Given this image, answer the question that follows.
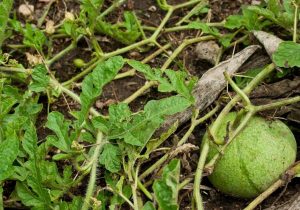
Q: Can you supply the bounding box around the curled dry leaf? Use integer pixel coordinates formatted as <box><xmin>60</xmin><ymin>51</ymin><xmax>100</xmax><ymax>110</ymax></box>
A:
<box><xmin>158</xmin><ymin>45</ymin><xmax>260</xmax><ymax>135</ymax></box>
<box><xmin>252</xmin><ymin>30</ymin><xmax>283</xmax><ymax>57</ymax></box>
<box><xmin>170</xmin><ymin>143</ymin><xmax>199</xmax><ymax>158</ymax></box>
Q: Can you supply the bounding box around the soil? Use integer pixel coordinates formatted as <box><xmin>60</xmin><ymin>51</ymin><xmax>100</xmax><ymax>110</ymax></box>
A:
<box><xmin>7</xmin><ymin>0</ymin><xmax>300</xmax><ymax>209</ymax></box>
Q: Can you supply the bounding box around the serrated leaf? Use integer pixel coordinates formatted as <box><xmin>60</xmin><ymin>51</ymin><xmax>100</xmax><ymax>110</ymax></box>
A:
<box><xmin>81</xmin><ymin>0</ymin><xmax>103</xmax><ymax>18</ymax></box>
<box><xmin>78</xmin><ymin>56</ymin><xmax>124</xmax><ymax>125</ymax></box>
<box><xmin>22</xmin><ymin>125</ymin><xmax>52</xmax><ymax>208</ymax></box>
<box><xmin>128</xmin><ymin>60</ymin><xmax>196</xmax><ymax>102</ymax></box>
<box><xmin>0</xmin><ymin>0</ymin><xmax>13</xmax><ymax>49</ymax></box>
<box><xmin>46</xmin><ymin>111</ymin><xmax>73</xmax><ymax>152</ymax></box>
<box><xmin>187</xmin><ymin>21</ymin><xmax>220</xmax><ymax>37</ymax></box>
<box><xmin>225</xmin><ymin>7</ymin><xmax>264</xmax><ymax>30</ymax></box>
<box><xmin>273</xmin><ymin>41</ymin><xmax>300</xmax><ymax>68</ymax></box>
<box><xmin>29</xmin><ymin>65</ymin><xmax>50</xmax><ymax>92</ymax></box>
<box><xmin>99</xmin><ymin>143</ymin><xmax>122</xmax><ymax>173</ymax></box>
<box><xmin>16</xmin><ymin>182</ymin><xmax>45</xmax><ymax>207</ymax></box>
<box><xmin>0</xmin><ymin>131</ymin><xmax>19</xmax><ymax>181</ymax></box>
<box><xmin>23</xmin><ymin>123</ymin><xmax>38</xmax><ymax>159</ymax></box>
<box><xmin>142</xmin><ymin>202</ymin><xmax>156</xmax><ymax>210</ymax></box>
<box><xmin>153</xmin><ymin>159</ymin><xmax>180</xmax><ymax>210</ymax></box>
<box><xmin>23</xmin><ymin>24</ymin><xmax>47</xmax><ymax>52</ymax></box>
<box><xmin>109</xmin><ymin>96</ymin><xmax>191</xmax><ymax>146</ymax></box>
<box><xmin>164</xmin><ymin>70</ymin><xmax>195</xmax><ymax>103</ymax></box>
<box><xmin>95</xmin><ymin>12</ymin><xmax>141</xmax><ymax>45</ymax></box>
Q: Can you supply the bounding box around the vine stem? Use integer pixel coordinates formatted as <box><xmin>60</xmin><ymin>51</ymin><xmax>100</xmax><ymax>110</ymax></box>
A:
<box><xmin>193</xmin><ymin>139</ymin><xmax>209</xmax><ymax>210</ymax></box>
<box><xmin>114</xmin><ymin>43</ymin><xmax>172</xmax><ymax>80</ymax></box>
<box><xmin>123</xmin><ymin>81</ymin><xmax>158</xmax><ymax>104</ymax></box>
<box><xmin>81</xmin><ymin>131</ymin><xmax>105</xmax><ymax>210</ymax></box>
<box><xmin>142</xmin><ymin>21</ymin><xmax>225</xmax><ymax>33</ymax></box>
<box><xmin>209</xmin><ymin>63</ymin><xmax>275</xmax><ymax>145</ymax></box>
<box><xmin>293</xmin><ymin>0</ymin><xmax>298</xmax><ymax>42</ymax></box>
<box><xmin>46</xmin><ymin>38</ymin><xmax>80</xmax><ymax>66</ymax></box>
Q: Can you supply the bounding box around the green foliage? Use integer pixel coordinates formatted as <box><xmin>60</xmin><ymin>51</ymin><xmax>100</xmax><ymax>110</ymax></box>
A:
<box><xmin>81</xmin><ymin>0</ymin><xmax>104</xmax><ymax>22</ymax></box>
<box><xmin>78</xmin><ymin>56</ymin><xmax>124</xmax><ymax>125</ymax></box>
<box><xmin>95</xmin><ymin>11</ymin><xmax>141</xmax><ymax>45</ymax></box>
<box><xmin>0</xmin><ymin>0</ymin><xmax>13</xmax><ymax>50</ymax></box>
<box><xmin>128</xmin><ymin>60</ymin><xmax>196</xmax><ymax>103</ymax></box>
<box><xmin>153</xmin><ymin>159</ymin><xmax>180</xmax><ymax>210</ymax></box>
<box><xmin>23</xmin><ymin>24</ymin><xmax>47</xmax><ymax>52</ymax></box>
<box><xmin>0</xmin><ymin>130</ymin><xmax>19</xmax><ymax>181</ymax></box>
<box><xmin>187</xmin><ymin>21</ymin><xmax>220</xmax><ymax>37</ymax></box>
<box><xmin>105</xmin><ymin>96</ymin><xmax>191</xmax><ymax>146</ymax></box>
<box><xmin>99</xmin><ymin>143</ymin><xmax>122</xmax><ymax>173</ymax></box>
<box><xmin>46</xmin><ymin>112</ymin><xmax>74</xmax><ymax>153</ymax></box>
<box><xmin>273</xmin><ymin>41</ymin><xmax>300</xmax><ymax>68</ymax></box>
<box><xmin>29</xmin><ymin>65</ymin><xmax>50</xmax><ymax>92</ymax></box>
<box><xmin>225</xmin><ymin>0</ymin><xmax>299</xmax><ymax>32</ymax></box>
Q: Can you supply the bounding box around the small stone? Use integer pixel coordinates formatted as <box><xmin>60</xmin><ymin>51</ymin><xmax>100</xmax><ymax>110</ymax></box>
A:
<box><xmin>195</xmin><ymin>41</ymin><xmax>220</xmax><ymax>65</ymax></box>
<box><xmin>148</xmin><ymin>5</ymin><xmax>157</xmax><ymax>12</ymax></box>
<box><xmin>18</xmin><ymin>4</ymin><xmax>34</xmax><ymax>17</ymax></box>
<box><xmin>25</xmin><ymin>53</ymin><xmax>43</xmax><ymax>66</ymax></box>
<box><xmin>45</xmin><ymin>20</ymin><xmax>55</xmax><ymax>34</ymax></box>
<box><xmin>64</xmin><ymin>12</ymin><xmax>75</xmax><ymax>21</ymax></box>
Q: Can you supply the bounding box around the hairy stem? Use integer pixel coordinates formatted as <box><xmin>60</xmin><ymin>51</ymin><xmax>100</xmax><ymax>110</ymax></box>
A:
<box><xmin>82</xmin><ymin>132</ymin><xmax>105</xmax><ymax>210</ymax></box>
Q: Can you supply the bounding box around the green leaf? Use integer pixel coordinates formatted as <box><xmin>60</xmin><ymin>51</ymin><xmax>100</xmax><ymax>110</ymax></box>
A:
<box><xmin>0</xmin><ymin>131</ymin><xmax>19</xmax><ymax>181</ymax></box>
<box><xmin>273</xmin><ymin>41</ymin><xmax>300</xmax><ymax>68</ymax></box>
<box><xmin>164</xmin><ymin>69</ymin><xmax>196</xmax><ymax>103</ymax></box>
<box><xmin>81</xmin><ymin>0</ymin><xmax>103</xmax><ymax>19</ymax></box>
<box><xmin>153</xmin><ymin>159</ymin><xmax>180</xmax><ymax>210</ymax></box>
<box><xmin>225</xmin><ymin>7</ymin><xmax>265</xmax><ymax>30</ymax></box>
<box><xmin>78</xmin><ymin>56</ymin><xmax>124</xmax><ymax>125</ymax></box>
<box><xmin>187</xmin><ymin>22</ymin><xmax>220</xmax><ymax>37</ymax></box>
<box><xmin>16</xmin><ymin>182</ymin><xmax>45</xmax><ymax>207</ymax></box>
<box><xmin>46</xmin><ymin>112</ymin><xmax>73</xmax><ymax>152</ymax></box>
<box><xmin>95</xmin><ymin>12</ymin><xmax>141</xmax><ymax>45</ymax></box>
<box><xmin>142</xmin><ymin>202</ymin><xmax>156</xmax><ymax>210</ymax></box>
<box><xmin>29</xmin><ymin>65</ymin><xmax>50</xmax><ymax>92</ymax></box>
<box><xmin>0</xmin><ymin>0</ymin><xmax>13</xmax><ymax>49</ymax></box>
<box><xmin>23</xmin><ymin>123</ymin><xmax>38</xmax><ymax>159</ymax></box>
<box><xmin>128</xmin><ymin>60</ymin><xmax>196</xmax><ymax>102</ymax></box>
<box><xmin>21</xmin><ymin>125</ymin><xmax>52</xmax><ymax>207</ymax></box>
<box><xmin>109</xmin><ymin>96</ymin><xmax>191</xmax><ymax>146</ymax></box>
<box><xmin>99</xmin><ymin>143</ymin><xmax>122</xmax><ymax>173</ymax></box>
<box><xmin>23</xmin><ymin>24</ymin><xmax>47</xmax><ymax>52</ymax></box>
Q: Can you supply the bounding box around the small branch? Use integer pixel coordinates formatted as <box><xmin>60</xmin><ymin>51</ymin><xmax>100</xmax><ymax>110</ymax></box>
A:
<box><xmin>46</xmin><ymin>41</ymin><xmax>77</xmax><ymax>66</ymax></box>
<box><xmin>176</xmin><ymin>0</ymin><xmax>208</xmax><ymax>25</ymax></box>
<box><xmin>255</xmin><ymin>96</ymin><xmax>300</xmax><ymax>112</ymax></box>
<box><xmin>99</xmin><ymin>0</ymin><xmax>127</xmax><ymax>19</ymax></box>
<box><xmin>224</xmin><ymin>72</ymin><xmax>251</xmax><ymax>106</ymax></box>
<box><xmin>37</xmin><ymin>0</ymin><xmax>56</xmax><ymax>27</ymax></box>
<box><xmin>244</xmin><ymin>180</ymin><xmax>285</xmax><ymax>210</ymax></box>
